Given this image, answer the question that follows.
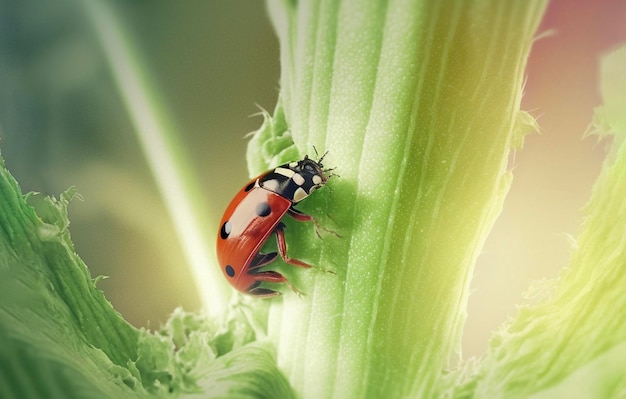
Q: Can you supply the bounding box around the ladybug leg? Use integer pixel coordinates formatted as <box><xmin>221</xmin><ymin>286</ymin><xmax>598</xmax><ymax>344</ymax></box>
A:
<box><xmin>248</xmin><ymin>252</ymin><xmax>278</xmax><ymax>270</ymax></box>
<box><xmin>274</xmin><ymin>222</ymin><xmax>312</xmax><ymax>268</ymax></box>
<box><xmin>247</xmin><ymin>271</ymin><xmax>304</xmax><ymax>297</ymax></box>
<box><xmin>279</xmin><ymin>218</ymin><xmax>337</xmax><ymax>276</ymax></box>
<box><xmin>287</xmin><ymin>207</ymin><xmax>341</xmax><ymax>238</ymax></box>
<box><xmin>286</xmin><ymin>207</ymin><xmax>324</xmax><ymax>238</ymax></box>
<box><xmin>275</xmin><ymin>224</ymin><xmax>337</xmax><ymax>275</ymax></box>
<box><xmin>247</xmin><ymin>283</ymin><xmax>281</xmax><ymax>298</ymax></box>
<box><xmin>246</xmin><ymin>250</ymin><xmax>305</xmax><ymax>296</ymax></box>
<box><xmin>286</xmin><ymin>206</ymin><xmax>315</xmax><ymax>223</ymax></box>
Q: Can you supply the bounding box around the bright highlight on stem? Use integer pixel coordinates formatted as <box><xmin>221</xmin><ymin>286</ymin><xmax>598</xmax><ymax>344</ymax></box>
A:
<box><xmin>81</xmin><ymin>1</ymin><xmax>230</xmax><ymax>312</ymax></box>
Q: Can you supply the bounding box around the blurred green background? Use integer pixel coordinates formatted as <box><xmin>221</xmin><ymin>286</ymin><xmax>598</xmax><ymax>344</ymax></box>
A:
<box><xmin>1</xmin><ymin>0</ymin><xmax>625</xmax><ymax>357</ymax></box>
<box><xmin>0</xmin><ymin>0</ymin><xmax>279</xmax><ymax>328</ymax></box>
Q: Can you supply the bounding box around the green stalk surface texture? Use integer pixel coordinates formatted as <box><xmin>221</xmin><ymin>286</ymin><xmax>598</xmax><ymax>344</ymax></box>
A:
<box><xmin>244</xmin><ymin>1</ymin><xmax>547</xmax><ymax>398</ymax></box>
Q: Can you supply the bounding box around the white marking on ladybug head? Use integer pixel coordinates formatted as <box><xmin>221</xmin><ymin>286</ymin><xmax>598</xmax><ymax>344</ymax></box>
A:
<box><xmin>275</xmin><ymin>167</ymin><xmax>295</xmax><ymax>178</ymax></box>
<box><xmin>262</xmin><ymin>179</ymin><xmax>280</xmax><ymax>192</ymax></box>
<box><xmin>293</xmin><ymin>187</ymin><xmax>308</xmax><ymax>202</ymax></box>
<box><xmin>312</xmin><ymin>175</ymin><xmax>322</xmax><ymax>185</ymax></box>
<box><xmin>292</xmin><ymin>173</ymin><xmax>305</xmax><ymax>186</ymax></box>
<box><xmin>289</xmin><ymin>162</ymin><xmax>298</xmax><ymax>168</ymax></box>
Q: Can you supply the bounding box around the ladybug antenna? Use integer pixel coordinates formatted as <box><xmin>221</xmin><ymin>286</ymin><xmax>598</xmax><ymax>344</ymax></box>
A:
<box><xmin>324</xmin><ymin>168</ymin><xmax>339</xmax><ymax>179</ymax></box>
<box><xmin>317</xmin><ymin>149</ymin><xmax>329</xmax><ymax>165</ymax></box>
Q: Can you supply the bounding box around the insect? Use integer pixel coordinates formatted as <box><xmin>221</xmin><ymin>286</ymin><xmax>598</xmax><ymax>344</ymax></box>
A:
<box><xmin>216</xmin><ymin>151</ymin><xmax>333</xmax><ymax>297</ymax></box>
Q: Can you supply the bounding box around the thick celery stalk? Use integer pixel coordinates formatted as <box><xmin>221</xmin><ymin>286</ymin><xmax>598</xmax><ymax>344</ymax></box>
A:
<box><xmin>246</xmin><ymin>1</ymin><xmax>547</xmax><ymax>398</ymax></box>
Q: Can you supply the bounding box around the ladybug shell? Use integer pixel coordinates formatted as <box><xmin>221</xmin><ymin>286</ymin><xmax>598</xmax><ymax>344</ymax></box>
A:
<box><xmin>217</xmin><ymin>177</ymin><xmax>292</xmax><ymax>293</ymax></box>
<box><xmin>217</xmin><ymin>155</ymin><xmax>329</xmax><ymax>296</ymax></box>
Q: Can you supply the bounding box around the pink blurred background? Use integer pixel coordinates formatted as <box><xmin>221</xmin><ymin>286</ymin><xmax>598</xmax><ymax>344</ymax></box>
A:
<box><xmin>467</xmin><ymin>0</ymin><xmax>626</xmax><ymax>356</ymax></box>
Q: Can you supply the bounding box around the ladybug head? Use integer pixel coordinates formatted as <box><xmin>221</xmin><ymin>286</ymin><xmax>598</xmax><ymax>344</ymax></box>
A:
<box><xmin>288</xmin><ymin>155</ymin><xmax>328</xmax><ymax>201</ymax></box>
<box><xmin>259</xmin><ymin>152</ymin><xmax>334</xmax><ymax>203</ymax></box>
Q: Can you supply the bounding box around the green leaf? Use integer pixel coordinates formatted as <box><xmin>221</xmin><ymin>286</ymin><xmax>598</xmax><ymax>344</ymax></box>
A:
<box><xmin>449</xmin><ymin>45</ymin><xmax>626</xmax><ymax>399</ymax></box>
<box><xmin>0</xmin><ymin>151</ymin><xmax>295</xmax><ymax>398</ymax></box>
<box><xmin>185</xmin><ymin>342</ymin><xmax>296</xmax><ymax>399</ymax></box>
<box><xmin>0</xmin><ymin>154</ymin><xmax>147</xmax><ymax>398</ymax></box>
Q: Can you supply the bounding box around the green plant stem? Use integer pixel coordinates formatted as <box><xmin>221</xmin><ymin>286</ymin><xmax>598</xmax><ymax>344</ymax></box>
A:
<box><xmin>253</xmin><ymin>1</ymin><xmax>547</xmax><ymax>398</ymax></box>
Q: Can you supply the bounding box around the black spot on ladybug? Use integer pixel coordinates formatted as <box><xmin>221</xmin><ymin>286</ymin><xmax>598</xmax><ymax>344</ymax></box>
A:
<box><xmin>244</xmin><ymin>181</ymin><xmax>255</xmax><ymax>192</ymax></box>
<box><xmin>225</xmin><ymin>265</ymin><xmax>235</xmax><ymax>277</ymax></box>
<box><xmin>256</xmin><ymin>202</ymin><xmax>271</xmax><ymax>217</ymax></box>
<box><xmin>220</xmin><ymin>221</ymin><xmax>232</xmax><ymax>239</ymax></box>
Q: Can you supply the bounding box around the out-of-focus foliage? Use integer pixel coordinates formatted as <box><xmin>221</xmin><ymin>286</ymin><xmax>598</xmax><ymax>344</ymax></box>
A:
<box><xmin>0</xmin><ymin>152</ymin><xmax>293</xmax><ymax>398</ymax></box>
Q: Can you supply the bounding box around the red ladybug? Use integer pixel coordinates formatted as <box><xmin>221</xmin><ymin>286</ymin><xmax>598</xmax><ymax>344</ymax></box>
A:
<box><xmin>216</xmin><ymin>152</ymin><xmax>333</xmax><ymax>297</ymax></box>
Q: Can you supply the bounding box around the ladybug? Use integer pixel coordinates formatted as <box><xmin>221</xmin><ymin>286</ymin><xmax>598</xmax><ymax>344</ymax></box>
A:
<box><xmin>216</xmin><ymin>151</ymin><xmax>333</xmax><ymax>297</ymax></box>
